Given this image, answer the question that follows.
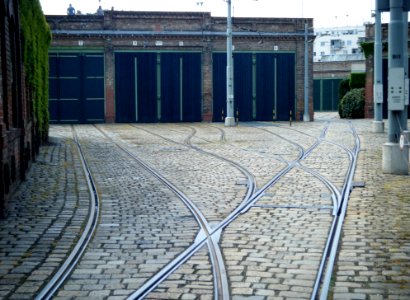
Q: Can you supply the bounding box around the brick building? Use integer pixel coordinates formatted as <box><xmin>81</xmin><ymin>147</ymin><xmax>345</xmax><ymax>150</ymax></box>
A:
<box><xmin>1</xmin><ymin>0</ymin><xmax>37</xmax><ymax>216</ymax></box>
<box><xmin>46</xmin><ymin>10</ymin><xmax>314</xmax><ymax>123</ymax></box>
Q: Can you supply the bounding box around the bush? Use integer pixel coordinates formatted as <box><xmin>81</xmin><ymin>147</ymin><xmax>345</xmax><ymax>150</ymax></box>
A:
<box><xmin>339</xmin><ymin>88</ymin><xmax>365</xmax><ymax>119</ymax></box>
<box><xmin>338</xmin><ymin>78</ymin><xmax>351</xmax><ymax>116</ymax></box>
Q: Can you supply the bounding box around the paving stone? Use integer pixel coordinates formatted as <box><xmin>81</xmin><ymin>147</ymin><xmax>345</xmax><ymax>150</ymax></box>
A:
<box><xmin>1</xmin><ymin>116</ymin><xmax>409</xmax><ymax>300</ymax></box>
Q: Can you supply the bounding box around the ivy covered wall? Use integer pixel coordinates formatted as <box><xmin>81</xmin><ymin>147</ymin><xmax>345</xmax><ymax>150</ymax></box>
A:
<box><xmin>19</xmin><ymin>0</ymin><xmax>51</xmax><ymax>141</ymax></box>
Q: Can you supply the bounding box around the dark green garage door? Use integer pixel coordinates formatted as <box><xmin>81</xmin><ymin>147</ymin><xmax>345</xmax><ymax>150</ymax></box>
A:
<box><xmin>115</xmin><ymin>52</ymin><xmax>202</xmax><ymax>123</ymax></box>
<box><xmin>115</xmin><ymin>52</ymin><xmax>157</xmax><ymax>123</ymax></box>
<box><xmin>213</xmin><ymin>52</ymin><xmax>295</xmax><ymax>122</ymax></box>
<box><xmin>49</xmin><ymin>53</ymin><xmax>105</xmax><ymax>124</ymax></box>
<box><xmin>314</xmin><ymin>78</ymin><xmax>342</xmax><ymax>112</ymax></box>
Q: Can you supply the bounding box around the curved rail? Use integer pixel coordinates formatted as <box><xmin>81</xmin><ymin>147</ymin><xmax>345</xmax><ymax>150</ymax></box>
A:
<box><xmin>34</xmin><ymin>121</ymin><xmax>360</xmax><ymax>300</ymax></box>
<box><xmin>187</xmin><ymin>121</ymin><xmax>360</xmax><ymax>300</ymax></box>
<box><xmin>314</xmin><ymin>122</ymin><xmax>361</xmax><ymax>299</ymax></box>
<box><xmin>133</xmin><ymin>125</ymin><xmax>257</xmax><ymax>203</ymax></box>
<box><xmin>247</xmin><ymin>122</ymin><xmax>360</xmax><ymax>299</ymax></box>
<box><xmin>93</xmin><ymin>126</ymin><xmax>230</xmax><ymax>300</ymax></box>
<box><xmin>35</xmin><ymin>126</ymin><xmax>100</xmax><ymax>300</ymax></box>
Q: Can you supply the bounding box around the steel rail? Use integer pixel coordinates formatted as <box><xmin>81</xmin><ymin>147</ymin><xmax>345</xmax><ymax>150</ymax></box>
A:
<box><xmin>136</xmin><ymin>121</ymin><xmax>360</xmax><ymax>300</ymax></box>
<box><xmin>255</xmin><ymin>127</ymin><xmax>306</xmax><ymax>160</ymax></box>
<box><xmin>311</xmin><ymin>122</ymin><xmax>361</xmax><ymax>299</ymax></box>
<box><xmin>258</xmin><ymin>121</ymin><xmax>360</xmax><ymax>299</ymax></box>
<box><xmin>208</xmin><ymin>125</ymin><xmax>226</xmax><ymax>143</ymax></box>
<box><xmin>182</xmin><ymin>125</ymin><xmax>256</xmax><ymax>200</ymax></box>
<box><xmin>125</xmin><ymin>121</ymin><xmax>340</xmax><ymax>299</ymax></box>
<box><xmin>133</xmin><ymin>125</ymin><xmax>257</xmax><ymax>202</ymax></box>
<box><xmin>35</xmin><ymin>126</ymin><xmax>100</xmax><ymax>300</ymax></box>
<box><xmin>247</xmin><ymin>122</ymin><xmax>361</xmax><ymax>299</ymax></box>
<box><xmin>93</xmin><ymin>125</ymin><xmax>229</xmax><ymax>300</ymax></box>
<box><xmin>213</xmin><ymin>123</ymin><xmax>331</xmax><ymax>233</ymax></box>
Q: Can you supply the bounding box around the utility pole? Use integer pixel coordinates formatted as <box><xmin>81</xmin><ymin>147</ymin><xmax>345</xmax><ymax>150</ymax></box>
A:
<box><xmin>373</xmin><ymin>0</ymin><xmax>384</xmax><ymax>132</ymax></box>
<box><xmin>225</xmin><ymin>0</ymin><xmax>235</xmax><ymax>126</ymax></box>
<box><xmin>303</xmin><ymin>23</ymin><xmax>310</xmax><ymax>122</ymax></box>
<box><xmin>382</xmin><ymin>0</ymin><xmax>409</xmax><ymax>175</ymax></box>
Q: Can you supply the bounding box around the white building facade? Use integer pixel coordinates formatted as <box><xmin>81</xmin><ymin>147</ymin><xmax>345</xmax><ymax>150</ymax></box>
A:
<box><xmin>314</xmin><ymin>26</ymin><xmax>366</xmax><ymax>62</ymax></box>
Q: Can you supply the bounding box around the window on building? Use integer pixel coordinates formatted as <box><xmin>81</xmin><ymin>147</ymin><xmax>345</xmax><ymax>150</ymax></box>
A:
<box><xmin>331</xmin><ymin>39</ymin><xmax>342</xmax><ymax>49</ymax></box>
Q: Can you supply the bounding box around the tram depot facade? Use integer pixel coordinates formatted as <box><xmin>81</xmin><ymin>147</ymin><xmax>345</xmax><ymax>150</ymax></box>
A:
<box><xmin>46</xmin><ymin>11</ymin><xmax>314</xmax><ymax>124</ymax></box>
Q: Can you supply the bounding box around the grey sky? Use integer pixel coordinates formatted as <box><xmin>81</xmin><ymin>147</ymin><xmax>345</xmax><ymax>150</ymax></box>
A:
<box><xmin>39</xmin><ymin>0</ymin><xmax>383</xmax><ymax>28</ymax></box>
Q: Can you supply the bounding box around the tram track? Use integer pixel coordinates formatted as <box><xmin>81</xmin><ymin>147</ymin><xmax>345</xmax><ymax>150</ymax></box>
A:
<box><xmin>231</xmin><ymin>122</ymin><xmax>360</xmax><ymax>299</ymax></box>
<box><xmin>131</xmin><ymin>124</ymin><xmax>257</xmax><ymax>204</ymax></box>
<box><xmin>35</xmin><ymin>126</ymin><xmax>100</xmax><ymax>300</ymax></box>
<box><xmin>176</xmin><ymin>122</ymin><xmax>356</xmax><ymax>299</ymax></box>
<box><xmin>258</xmin><ymin>122</ymin><xmax>360</xmax><ymax>299</ymax></box>
<box><xmin>34</xmin><ymin>121</ymin><xmax>360</xmax><ymax>300</ymax></box>
<box><xmin>93</xmin><ymin>125</ymin><xmax>231</xmax><ymax>300</ymax></box>
<box><xmin>314</xmin><ymin>122</ymin><xmax>361</xmax><ymax>300</ymax></box>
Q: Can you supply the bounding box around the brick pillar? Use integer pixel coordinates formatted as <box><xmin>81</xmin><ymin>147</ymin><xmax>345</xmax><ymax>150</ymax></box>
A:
<box><xmin>365</xmin><ymin>55</ymin><xmax>375</xmax><ymax>119</ymax></box>
<box><xmin>104</xmin><ymin>43</ymin><xmax>115</xmax><ymax>123</ymax></box>
<box><xmin>202</xmin><ymin>46</ymin><xmax>213</xmax><ymax>122</ymax></box>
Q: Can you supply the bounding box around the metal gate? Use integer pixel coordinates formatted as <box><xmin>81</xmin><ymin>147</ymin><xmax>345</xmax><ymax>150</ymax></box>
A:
<box><xmin>212</xmin><ymin>52</ymin><xmax>295</xmax><ymax>122</ymax></box>
<box><xmin>115</xmin><ymin>52</ymin><xmax>202</xmax><ymax>123</ymax></box>
<box><xmin>49</xmin><ymin>53</ymin><xmax>105</xmax><ymax>124</ymax></box>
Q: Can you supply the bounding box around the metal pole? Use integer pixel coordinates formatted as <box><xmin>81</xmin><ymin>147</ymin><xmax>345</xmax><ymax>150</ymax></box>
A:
<box><xmin>383</xmin><ymin>0</ymin><xmax>409</xmax><ymax>175</ymax></box>
<box><xmin>387</xmin><ymin>0</ymin><xmax>404</xmax><ymax>143</ymax></box>
<box><xmin>303</xmin><ymin>23</ymin><xmax>310</xmax><ymax>121</ymax></box>
<box><xmin>373</xmin><ymin>1</ymin><xmax>384</xmax><ymax>132</ymax></box>
<box><xmin>402</xmin><ymin>10</ymin><xmax>409</xmax><ymax>130</ymax></box>
<box><xmin>225</xmin><ymin>0</ymin><xmax>235</xmax><ymax>126</ymax></box>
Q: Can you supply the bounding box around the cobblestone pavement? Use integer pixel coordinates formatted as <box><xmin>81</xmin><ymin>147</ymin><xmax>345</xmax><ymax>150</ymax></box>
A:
<box><xmin>331</xmin><ymin>119</ymin><xmax>410</xmax><ymax>300</ymax></box>
<box><xmin>0</xmin><ymin>115</ymin><xmax>408</xmax><ymax>300</ymax></box>
<box><xmin>0</xmin><ymin>127</ymin><xmax>90</xmax><ymax>299</ymax></box>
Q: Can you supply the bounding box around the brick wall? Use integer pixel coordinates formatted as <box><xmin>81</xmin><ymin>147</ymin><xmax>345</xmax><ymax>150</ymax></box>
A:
<box><xmin>47</xmin><ymin>11</ymin><xmax>315</xmax><ymax>122</ymax></box>
<box><xmin>1</xmin><ymin>0</ymin><xmax>36</xmax><ymax>217</ymax></box>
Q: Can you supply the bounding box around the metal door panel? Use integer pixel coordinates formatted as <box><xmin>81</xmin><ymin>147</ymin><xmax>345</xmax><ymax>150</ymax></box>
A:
<box><xmin>276</xmin><ymin>53</ymin><xmax>295</xmax><ymax>121</ymax></box>
<box><xmin>212</xmin><ymin>53</ymin><xmax>227</xmax><ymax>122</ymax></box>
<box><xmin>161</xmin><ymin>53</ymin><xmax>181</xmax><ymax>122</ymax></box>
<box><xmin>234</xmin><ymin>53</ymin><xmax>253</xmax><ymax>122</ymax></box>
<box><xmin>182</xmin><ymin>53</ymin><xmax>202</xmax><ymax>122</ymax></box>
<box><xmin>256</xmin><ymin>53</ymin><xmax>275</xmax><ymax>121</ymax></box>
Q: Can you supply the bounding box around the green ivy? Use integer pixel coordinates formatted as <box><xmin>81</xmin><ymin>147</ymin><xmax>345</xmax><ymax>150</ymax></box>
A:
<box><xmin>360</xmin><ymin>41</ymin><xmax>388</xmax><ymax>59</ymax></box>
<box><xmin>19</xmin><ymin>0</ymin><xmax>51</xmax><ymax>142</ymax></box>
<box><xmin>349</xmin><ymin>72</ymin><xmax>366</xmax><ymax>89</ymax></box>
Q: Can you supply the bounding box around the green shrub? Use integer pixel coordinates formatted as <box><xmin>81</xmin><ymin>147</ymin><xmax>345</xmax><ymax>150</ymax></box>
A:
<box><xmin>338</xmin><ymin>78</ymin><xmax>351</xmax><ymax>116</ymax></box>
<box><xmin>339</xmin><ymin>88</ymin><xmax>365</xmax><ymax>119</ymax></box>
<box><xmin>349</xmin><ymin>73</ymin><xmax>366</xmax><ymax>89</ymax></box>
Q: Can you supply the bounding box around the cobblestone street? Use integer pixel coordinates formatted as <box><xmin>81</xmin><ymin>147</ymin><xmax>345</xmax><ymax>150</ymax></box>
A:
<box><xmin>0</xmin><ymin>115</ymin><xmax>409</xmax><ymax>299</ymax></box>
